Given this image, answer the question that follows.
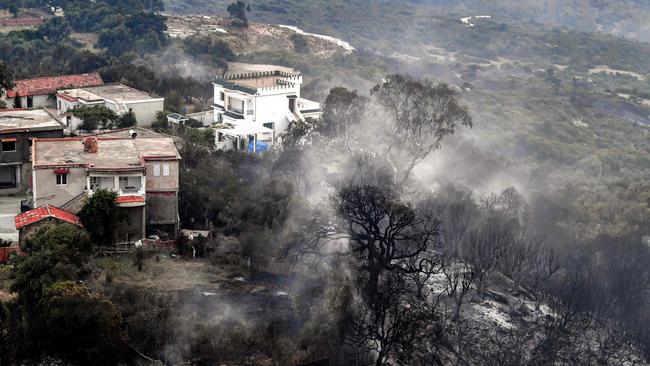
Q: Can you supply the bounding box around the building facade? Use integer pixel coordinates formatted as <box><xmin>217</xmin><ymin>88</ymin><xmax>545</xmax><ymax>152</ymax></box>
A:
<box><xmin>0</xmin><ymin>109</ymin><xmax>65</xmax><ymax>195</ymax></box>
<box><xmin>32</xmin><ymin>134</ymin><xmax>181</xmax><ymax>241</ymax></box>
<box><xmin>212</xmin><ymin>65</ymin><xmax>322</xmax><ymax>151</ymax></box>
<box><xmin>0</xmin><ymin>73</ymin><xmax>104</xmax><ymax>110</ymax></box>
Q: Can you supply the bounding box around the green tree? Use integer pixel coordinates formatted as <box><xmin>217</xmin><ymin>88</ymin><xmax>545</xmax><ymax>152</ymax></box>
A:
<box><xmin>117</xmin><ymin>110</ymin><xmax>137</xmax><ymax>128</ymax></box>
<box><xmin>227</xmin><ymin>0</ymin><xmax>251</xmax><ymax>27</ymax></box>
<box><xmin>151</xmin><ymin>110</ymin><xmax>170</xmax><ymax>131</ymax></box>
<box><xmin>8</xmin><ymin>3</ymin><xmax>17</xmax><ymax>18</ymax></box>
<box><xmin>290</xmin><ymin>33</ymin><xmax>309</xmax><ymax>53</ymax></box>
<box><xmin>38</xmin><ymin>17</ymin><xmax>72</xmax><ymax>44</ymax></box>
<box><xmin>371</xmin><ymin>74</ymin><xmax>472</xmax><ymax>185</ymax></box>
<box><xmin>71</xmin><ymin>105</ymin><xmax>118</xmax><ymax>131</ymax></box>
<box><xmin>78</xmin><ymin>189</ymin><xmax>122</xmax><ymax>246</ymax></box>
<box><xmin>0</xmin><ymin>62</ymin><xmax>15</xmax><ymax>105</ymax></box>
<box><xmin>164</xmin><ymin>89</ymin><xmax>184</xmax><ymax>112</ymax></box>
<box><xmin>41</xmin><ymin>281</ymin><xmax>127</xmax><ymax>365</ymax></box>
<box><xmin>11</xmin><ymin>224</ymin><xmax>91</xmax><ymax>307</ymax></box>
<box><xmin>320</xmin><ymin>87</ymin><xmax>366</xmax><ymax>143</ymax></box>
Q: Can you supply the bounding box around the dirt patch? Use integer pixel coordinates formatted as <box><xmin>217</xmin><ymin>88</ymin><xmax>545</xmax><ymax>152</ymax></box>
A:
<box><xmin>70</xmin><ymin>32</ymin><xmax>99</xmax><ymax>52</ymax></box>
<box><xmin>164</xmin><ymin>14</ymin><xmax>345</xmax><ymax>57</ymax></box>
<box><xmin>589</xmin><ymin>65</ymin><xmax>646</xmax><ymax>81</ymax></box>
<box><xmin>92</xmin><ymin>255</ymin><xmax>242</xmax><ymax>291</ymax></box>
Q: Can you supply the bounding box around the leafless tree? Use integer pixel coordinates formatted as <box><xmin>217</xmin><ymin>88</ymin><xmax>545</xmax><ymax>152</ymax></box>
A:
<box><xmin>332</xmin><ymin>184</ymin><xmax>441</xmax><ymax>299</ymax></box>
<box><xmin>346</xmin><ymin>270</ymin><xmax>441</xmax><ymax>366</ymax></box>
<box><xmin>441</xmin><ymin>257</ymin><xmax>475</xmax><ymax>320</ymax></box>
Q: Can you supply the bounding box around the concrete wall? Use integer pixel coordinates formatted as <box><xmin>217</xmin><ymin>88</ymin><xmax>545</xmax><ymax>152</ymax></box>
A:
<box><xmin>126</xmin><ymin>99</ymin><xmax>165</xmax><ymax>127</ymax></box>
<box><xmin>115</xmin><ymin>206</ymin><xmax>145</xmax><ymax>242</ymax></box>
<box><xmin>146</xmin><ymin>191</ymin><xmax>178</xmax><ymax>225</ymax></box>
<box><xmin>33</xmin><ymin>167</ymin><xmax>86</xmax><ymax>207</ymax></box>
<box><xmin>143</xmin><ymin>159</ymin><xmax>179</xmax><ymax>237</ymax></box>
<box><xmin>1</xmin><ymin>94</ymin><xmax>52</xmax><ymax>109</ymax></box>
<box><xmin>144</xmin><ymin>160</ymin><xmax>179</xmax><ymax>191</ymax></box>
<box><xmin>1</xmin><ymin>129</ymin><xmax>63</xmax><ymax>196</ymax></box>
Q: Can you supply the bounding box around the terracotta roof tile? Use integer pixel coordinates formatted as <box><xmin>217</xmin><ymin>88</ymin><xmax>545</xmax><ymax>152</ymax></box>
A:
<box><xmin>14</xmin><ymin>205</ymin><xmax>83</xmax><ymax>230</ymax></box>
<box><xmin>6</xmin><ymin>73</ymin><xmax>104</xmax><ymax>98</ymax></box>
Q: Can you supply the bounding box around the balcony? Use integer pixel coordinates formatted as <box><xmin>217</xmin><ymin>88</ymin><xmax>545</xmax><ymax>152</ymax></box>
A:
<box><xmin>87</xmin><ymin>175</ymin><xmax>146</xmax><ymax>206</ymax></box>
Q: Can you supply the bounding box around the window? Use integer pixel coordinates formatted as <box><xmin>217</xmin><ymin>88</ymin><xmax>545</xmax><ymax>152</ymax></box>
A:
<box><xmin>1</xmin><ymin>140</ymin><xmax>16</xmax><ymax>152</ymax></box>
<box><xmin>89</xmin><ymin>176</ymin><xmax>114</xmax><ymax>190</ymax></box>
<box><xmin>153</xmin><ymin>163</ymin><xmax>160</xmax><ymax>176</ymax></box>
<box><xmin>58</xmin><ymin>100</ymin><xmax>61</xmax><ymax>110</ymax></box>
<box><xmin>162</xmin><ymin>162</ymin><xmax>170</xmax><ymax>176</ymax></box>
<box><xmin>56</xmin><ymin>174</ymin><xmax>67</xmax><ymax>185</ymax></box>
<box><xmin>220</xmin><ymin>92</ymin><xmax>225</xmax><ymax>101</ymax></box>
<box><xmin>27</xmin><ymin>96</ymin><xmax>33</xmax><ymax>108</ymax></box>
<box><xmin>0</xmin><ymin>166</ymin><xmax>17</xmax><ymax>189</ymax></box>
<box><xmin>263</xmin><ymin>122</ymin><xmax>275</xmax><ymax>130</ymax></box>
<box><xmin>89</xmin><ymin>176</ymin><xmax>100</xmax><ymax>190</ymax></box>
<box><xmin>227</xmin><ymin>98</ymin><xmax>245</xmax><ymax>114</ymax></box>
<box><xmin>119</xmin><ymin>176</ymin><xmax>141</xmax><ymax>192</ymax></box>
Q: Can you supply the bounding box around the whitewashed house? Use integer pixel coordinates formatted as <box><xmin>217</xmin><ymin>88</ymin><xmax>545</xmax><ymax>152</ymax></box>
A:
<box><xmin>212</xmin><ymin>65</ymin><xmax>321</xmax><ymax>152</ymax></box>
<box><xmin>56</xmin><ymin>84</ymin><xmax>164</xmax><ymax>130</ymax></box>
<box><xmin>0</xmin><ymin>73</ymin><xmax>104</xmax><ymax>110</ymax></box>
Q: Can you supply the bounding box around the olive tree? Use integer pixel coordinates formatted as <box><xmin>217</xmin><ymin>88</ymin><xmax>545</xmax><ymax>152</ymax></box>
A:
<box><xmin>371</xmin><ymin>74</ymin><xmax>472</xmax><ymax>186</ymax></box>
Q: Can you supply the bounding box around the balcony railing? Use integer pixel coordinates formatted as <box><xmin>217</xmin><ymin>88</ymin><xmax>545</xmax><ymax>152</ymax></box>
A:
<box><xmin>87</xmin><ymin>187</ymin><xmax>146</xmax><ymax>197</ymax></box>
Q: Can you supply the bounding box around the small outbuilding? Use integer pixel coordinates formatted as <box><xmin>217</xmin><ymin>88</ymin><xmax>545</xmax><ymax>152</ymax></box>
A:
<box><xmin>14</xmin><ymin>205</ymin><xmax>83</xmax><ymax>245</ymax></box>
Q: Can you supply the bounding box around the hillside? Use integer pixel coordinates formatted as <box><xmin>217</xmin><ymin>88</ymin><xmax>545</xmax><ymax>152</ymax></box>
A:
<box><xmin>165</xmin><ymin>0</ymin><xmax>650</xmax><ymax>43</ymax></box>
<box><xmin>1</xmin><ymin>0</ymin><xmax>650</xmax><ymax>364</ymax></box>
<box><xmin>161</xmin><ymin>0</ymin><xmax>650</xmax><ymax>239</ymax></box>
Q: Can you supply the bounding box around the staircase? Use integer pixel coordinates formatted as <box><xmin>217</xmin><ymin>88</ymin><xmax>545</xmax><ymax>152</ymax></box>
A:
<box><xmin>59</xmin><ymin>191</ymin><xmax>88</xmax><ymax>214</ymax></box>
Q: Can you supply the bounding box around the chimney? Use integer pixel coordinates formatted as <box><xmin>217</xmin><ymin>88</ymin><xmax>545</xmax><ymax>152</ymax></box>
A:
<box><xmin>83</xmin><ymin>137</ymin><xmax>98</xmax><ymax>153</ymax></box>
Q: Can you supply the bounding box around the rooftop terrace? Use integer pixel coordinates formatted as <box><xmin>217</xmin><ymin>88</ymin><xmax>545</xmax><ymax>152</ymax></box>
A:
<box><xmin>0</xmin><ymin>109</ymin><xmax>64</xmax><ymax>133</ymax></box>
<box><xmin>33</xmin><ymin>137</ymin><xmax>180</xmax><ymax>170</ymax></box>
<box><xmin>57</xmin><ymin>84</ymin><xmax>161</xmax><ymax>103</ymax></box>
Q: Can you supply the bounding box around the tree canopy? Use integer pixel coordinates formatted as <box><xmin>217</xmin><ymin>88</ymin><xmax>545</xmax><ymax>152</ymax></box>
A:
<box><xmin>78</xmin><ymin>189</ymin><xmax>122</xmax><ymax>246</ymax></box>
<box><xmin>371</xmin><ymin>74</ymin><xmax>472</xmax><ymax>185</ymax></box>
<box><xmin>0</xmin><ymin>61</ymin><xmax>14</xmax><ymax>99</ymax></box>
<box><xmin>71</xmin><ymin>105</ymin><xmax>118</xmax><ymax>131</ymax></box>
<box><xmin>227</xmin><ymin>1</ymin><xmax>251</xmax><ymax>27</ymax></box>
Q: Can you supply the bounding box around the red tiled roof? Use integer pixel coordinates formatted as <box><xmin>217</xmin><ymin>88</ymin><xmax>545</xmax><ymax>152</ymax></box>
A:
<box><xmin>115</xmin><ymin>195</ymin><xmax>145</xmax><ymax>204</ymax></box>
<box><xmin>14</xmin><ymin>205</ymin><xmax>83</xmax><ymax>230</ymax></box>
<box><xmin>6</xmin><ymin>73</ymin><xmax>104</xmax><ymax>98</ymax></box>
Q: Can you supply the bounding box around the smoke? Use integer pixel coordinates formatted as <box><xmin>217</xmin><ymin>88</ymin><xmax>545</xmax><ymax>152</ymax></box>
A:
<box><xmin>144</xmin><ymin>44</ymin><xmax>214</xmax><ymax>79</ymax></box>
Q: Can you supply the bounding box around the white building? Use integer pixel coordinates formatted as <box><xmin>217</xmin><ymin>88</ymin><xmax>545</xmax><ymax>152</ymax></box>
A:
<box><xmin>0</xmin><ymin>73</ymin><xmax>104</xmax><ymax>110</ymax></box>
<box><xmin>56</xmin><ymin>84</ymin><xmax>164</xmax><ymax>130</ymax></box>
<box><xmin>212</xmin><ymin>65</ymin><xmax>321</xmax><ymax>151</ymax></box>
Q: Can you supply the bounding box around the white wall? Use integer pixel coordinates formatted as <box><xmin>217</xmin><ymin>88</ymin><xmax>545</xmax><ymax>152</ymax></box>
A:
<box><xmin>255</xmin><ymin>94</ymin><xmax>293</xmax><ymax>132</ymax></box>
<box><xmin>214</xmin><ymin>85</ymin><xmax>225</xmax><ymax>108</ymax></box>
